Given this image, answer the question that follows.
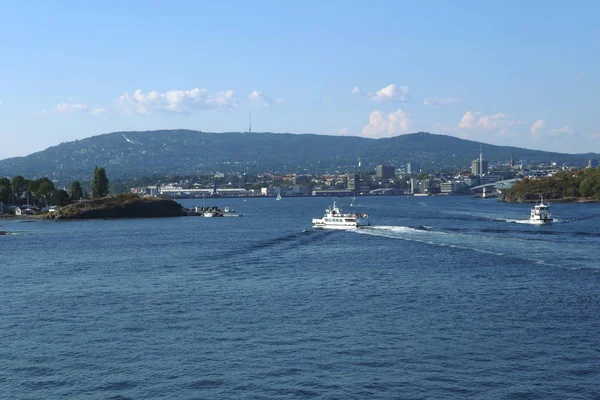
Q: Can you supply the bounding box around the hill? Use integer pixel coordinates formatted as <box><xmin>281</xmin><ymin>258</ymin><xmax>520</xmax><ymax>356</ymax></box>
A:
<box><xmin>0</xmin><ymin>130</ymin><xmax>597</xmax><ymax>183</ymax></box>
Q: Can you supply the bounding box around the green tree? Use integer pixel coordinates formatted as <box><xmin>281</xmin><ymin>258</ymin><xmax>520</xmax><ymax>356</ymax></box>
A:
<box><xmin>92</xmin><ymin>167</ymin><xmax>109</xmax><ymax>198</ymax></box>
<box><xmin>11</xmin><ymin>175</ymin><xmax>27</xmax><ymax>200</ymax></box>
<box><xmin>51</xmin><ymin>190</ymin><xmax>71</xmax><ymax>206</ymax></box>
<box><xmin>579</xmin><ymin>177</ymin><xmax>596</xmax><ymax>198</ymax></box>
<box><xmin>0</xmin><ymin>184</ymin><xmax>10</xmax><ymax>204</ymax></box>
<box><xmin>36</xmin><ymin>179</ymin><xmax>55</xmax><ymax>204</ymax></box>
<box><xmin>0</xmin><ymin>177</ymin><xmax>10</xmax><ymax>204</ymax></box>
<box><xmin>70</xmin><ymin>181</ymin><xmax>84</xmax><ymax>200</ymax></box>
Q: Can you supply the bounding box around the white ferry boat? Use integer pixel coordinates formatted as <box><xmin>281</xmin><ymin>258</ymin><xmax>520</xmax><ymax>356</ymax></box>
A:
<box><xmin>312</xmin><ymin>200</ymin><xmax>369</xmax><ymax>229</ymax></box>
<box><xmin>530</xmin><ymin>196</ymin><xmax>553</xmax><ymax>224</ymax></box>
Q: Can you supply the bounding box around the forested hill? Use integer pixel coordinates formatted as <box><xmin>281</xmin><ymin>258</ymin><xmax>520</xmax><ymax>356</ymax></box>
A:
<box><xmin>0</xmin><ymin>130</ymin><xmax>597</xmax><ymax>183</ymax></box>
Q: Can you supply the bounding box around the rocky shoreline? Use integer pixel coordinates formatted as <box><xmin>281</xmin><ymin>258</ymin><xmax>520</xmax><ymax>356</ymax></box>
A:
<box><xmin>44</xmin><ymin>195</ymin><xmax>183</xmax><ymax>220</ymax></box>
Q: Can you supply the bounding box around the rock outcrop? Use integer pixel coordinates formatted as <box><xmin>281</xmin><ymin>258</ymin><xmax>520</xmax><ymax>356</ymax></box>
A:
<box><xmin>47</xmin><ymin>194</ymin><xmax>183</xmax><ymax>220</ymax></box>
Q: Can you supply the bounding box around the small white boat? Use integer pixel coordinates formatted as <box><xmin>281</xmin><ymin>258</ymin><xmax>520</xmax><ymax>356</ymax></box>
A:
<box><xmin>312</xmin><ymin>200</ymin><xmax>369</xmax><ymax>229</ymax></box>
<box><xmin>224</xmin><ymin>207</ymin><xmax>235</xmax><ymax>213</ymax></box>
<box><xmin>276</xmin><ymin>192</ymin><xmax>282</xmax><ymax>201</ymax></box>
<box><xmin>203</xmin><ymin>210</ymin><xmax>216</xmax><ymax>217</ymax></box>
<box><xmin>530</xmin><ymin>196</ymin><xmax>553</xmax><ymax>224</ymax></box>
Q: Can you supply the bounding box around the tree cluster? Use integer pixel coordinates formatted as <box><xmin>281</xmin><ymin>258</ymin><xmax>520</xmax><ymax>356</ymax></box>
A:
<box><xmin>0</xmin><ymin>176</ymin><xmax>60</xmax><ymax>206</ymax></box>
<box><xmin>503</xmin><ymin>167</ymin><xmax>600</xmax><ymax>202</ymax></box>
<box><xmin>0</xmin><ymin>166</ymin><xmax>109</xmax><ymax>210</ymax></box>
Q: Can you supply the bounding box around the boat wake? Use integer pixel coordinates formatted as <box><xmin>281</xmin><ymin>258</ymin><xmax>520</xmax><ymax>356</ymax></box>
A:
<box><xmin>356</xmin><ymin>225</ymin><xmax>508</xmax><ymax>256</ymax></box>
<box><xmin>0</xmin><ymin>231</ymin><xmax>21</xmax><ymax>236</ymax></box>
<box><xmin>362</xmin><ymin>225</ymin><xmax>438</xmax><ymax>234</ymax></box>
<box><xmin>355</xmin><ymin>223</ymin><xmax>600</xmax><ymax>270</ymax></box>
<box><xmin>217</xmin><ymin>229</ymin><xmax>336</xmax><ymax>265</ymax></box>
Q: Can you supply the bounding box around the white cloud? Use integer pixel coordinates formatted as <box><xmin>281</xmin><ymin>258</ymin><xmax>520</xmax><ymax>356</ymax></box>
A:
<box><xmin>351</xmin><ymin>86</ymin><xmax>363</xmax><ymax>95</ymax></box>
<box><xmin>352</xmin><ymin>84</ymin><xmax>410</xmax><ymax>102</ymax></box>
<box><xmin>529</xmin><ymin>122</ymin><xmax>574</xmax><ymax>138</ymax></box>
<box><xmin>458</xmin><ymin>111</ymin><xmax>477</xmax><ymax>129</ymax></box>
<box><xmin>90</xmin><ymin>107</ymin><xmax>106</xmax><ymax>115</ymax></box>
<box><xmin>56</xmin><ymin>103</ymin><xmax>89</xmax><ymax>113</ymax></box>
<box><xmin>423</xmin><ymin>97</ymin><xmax>460</xmax><ymax>106</ymax></box>
<box><xmin>118</xmin><ymin>88</ymin><xmax>237</xmax><ymax>114</ymax></box>
<box><xmin>336</xmin><ymin>127</ymin><xmax>350</xmax><ymax>135</ymax></box>
<box><xmin>370</xmin><ymin>84</ymin><xmax>410</xmax><ymax>102</ymax></box>
<box><xmin>458</xmin><ymin>111</ymin><xmax>509</xmax><ymax>130</ymax></box>
<box><xmin>530</xmin><ymin>119</ymin><xmax>545</xmax><ymax>136</ymax></box>
<box><xmin>478</xmin><ymin>113</ymin><xmax>507</xmax><ymax>129</ymax></box>
<box><xmin>361</xmin><ymin>109</ymin><xmax>411</xmax><ymax>138</ymax></box>
<box><xmin>248</xmin><ymin>90</ymin><xmax>274</xmax><ymax>106</ymax></box>
<box><xmin>0</xmin><ymin>100</ymin><xmax>3</xmax><ymax>107</ymax></box>
<box><xmin>549</xmin><ymin>125</ymin><xmax>574</xmax><ymax>136</ymax></box>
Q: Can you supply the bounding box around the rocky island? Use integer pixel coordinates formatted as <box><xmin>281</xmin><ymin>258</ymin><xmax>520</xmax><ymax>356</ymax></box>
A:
<box><xmin>45</xmin><ymin>194</ymin><xmax>183</xmax><ymax>220</ymax></box>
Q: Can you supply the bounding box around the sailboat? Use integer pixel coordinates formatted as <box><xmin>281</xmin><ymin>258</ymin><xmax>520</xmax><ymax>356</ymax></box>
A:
<box><xmin>276</xmin><ymin>191</ymin><xmax>282</xmax><ymax>201</ymax></box>
<box><xmin>349</xmin><ymin>196</ymin><xmax>356</xmax><ymax>207</ymax></box>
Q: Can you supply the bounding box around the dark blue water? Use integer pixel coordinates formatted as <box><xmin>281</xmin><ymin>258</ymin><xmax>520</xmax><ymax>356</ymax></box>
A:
<box><xmin>2</xmin><ymin>196</ymin><xmax>599</xmax><ymax>399</ymax></box>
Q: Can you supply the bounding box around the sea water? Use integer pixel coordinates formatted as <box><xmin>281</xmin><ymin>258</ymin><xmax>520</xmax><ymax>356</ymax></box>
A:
<box><xmin>1</xmin><ymin>196</ymin><xmax>599</xmax><ymax>399</ymax></box>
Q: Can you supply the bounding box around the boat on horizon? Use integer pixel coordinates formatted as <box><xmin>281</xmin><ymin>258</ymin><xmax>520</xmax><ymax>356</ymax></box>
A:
<box><xmin>312</xmin><ymin>200</ymin><xmax>369</xmax><ymax>229</ymax></box>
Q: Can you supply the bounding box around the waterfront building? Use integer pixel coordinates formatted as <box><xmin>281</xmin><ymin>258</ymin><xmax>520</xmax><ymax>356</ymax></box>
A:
<box><xmin>407</xmin><ymin>162</ymin><xmax>420</xmax><ymax>174</ymax></box>
<box><xmin>480</xmin><ymin>174</ymin><xmax>502</xmax><ymax>185</ymax></box>
<box><xmin>293</xmin><ymin>175</ymin><xmax>310</xmax><ymax>184</ymax></box>
<box><xmin>347</xmin><ymin>174</ymin><xmax>359</xmax><ymax>193</ymax></box>
<box><xmin>471</xmin><ymin>147</ymin><xmax>489</xmax><ymax>175</ymax></box>
<box><xmin>471</xmin><ymin>158</ymin><xmax>489</xmax><ymax>175</ymax></box>
<box><xmin>440</xmin><ymin>181</ymin><xmax>467</xmax><ymax>194</ymax></box>
<box><xmin>376</xmin><ymin>165</ymin><xmax>395</xmax><ymax>179</ymax></box>
<box><xmin>312</xmin><ymin>189</ymin><xmax>354</xmax><ymax>197</ymax></box>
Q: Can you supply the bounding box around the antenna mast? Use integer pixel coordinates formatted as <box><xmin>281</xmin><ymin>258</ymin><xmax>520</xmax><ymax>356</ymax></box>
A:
<box><xmin>249</xmin><ymin>111</ymin><xmax>252</xmax><ymax>133</ymax></box>
<box><xmin>479</xmin><ymin>145</ymin><xmax>483</xmax><ymax>176</ymax></box>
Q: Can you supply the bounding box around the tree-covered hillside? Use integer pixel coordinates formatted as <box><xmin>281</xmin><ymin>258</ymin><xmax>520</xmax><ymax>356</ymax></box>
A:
<box><xmin>0</xmin><ymin>130</ymin><xmax>596</xmax><ymax>183</ymax></box>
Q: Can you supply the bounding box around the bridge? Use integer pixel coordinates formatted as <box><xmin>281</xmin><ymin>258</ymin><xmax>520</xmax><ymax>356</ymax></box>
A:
<box><xmin>470</xmin><ymin>178</ymin><xmax>521</xmax><ymax>193</ymax></box>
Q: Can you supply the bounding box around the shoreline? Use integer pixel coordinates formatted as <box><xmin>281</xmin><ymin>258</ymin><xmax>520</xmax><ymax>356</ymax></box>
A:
<box><xmin>2</xmin><ymin>195</ymin><xmax>597</xmax><ymax>221</ymax></box>
<box><xmin>501</xmin><ymin>197</ymin><xmax>599</xmax><ymax>204</ymax></box>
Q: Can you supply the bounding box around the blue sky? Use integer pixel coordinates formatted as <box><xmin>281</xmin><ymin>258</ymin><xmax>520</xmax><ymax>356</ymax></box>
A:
<box><xmin>0</xmin><ymin>0</ymin><xmax>598</xmax><ymax>160</ymax></box>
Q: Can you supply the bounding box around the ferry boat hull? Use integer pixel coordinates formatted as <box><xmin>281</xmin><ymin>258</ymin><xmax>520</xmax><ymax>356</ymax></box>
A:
<box><xmin>530</xmin><ymin>218</ymin><xmax>553</xmax><ymax>225</ymax></box>
<box><xmin>311</xmin><ymin>200</ymin><xmax>369</xmax><ymax>229</ymax></box>
<box><xmin>311</xmin><ymin>218</ymin><xmax>369</xmax><ymax>229</ymax></box>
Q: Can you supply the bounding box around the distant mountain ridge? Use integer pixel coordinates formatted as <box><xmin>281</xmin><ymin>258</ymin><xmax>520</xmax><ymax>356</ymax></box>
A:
<box><xmin>0</xmin><ymin>130</ymin><xmax>597</xmax><ymax>183</ymax></box>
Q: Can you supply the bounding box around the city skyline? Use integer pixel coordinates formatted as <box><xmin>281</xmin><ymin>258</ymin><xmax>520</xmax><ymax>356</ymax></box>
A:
<box><xmin>0</xmin><ymin>1</ymin><xmax>598</xmax><ymax>160</ymax></box>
